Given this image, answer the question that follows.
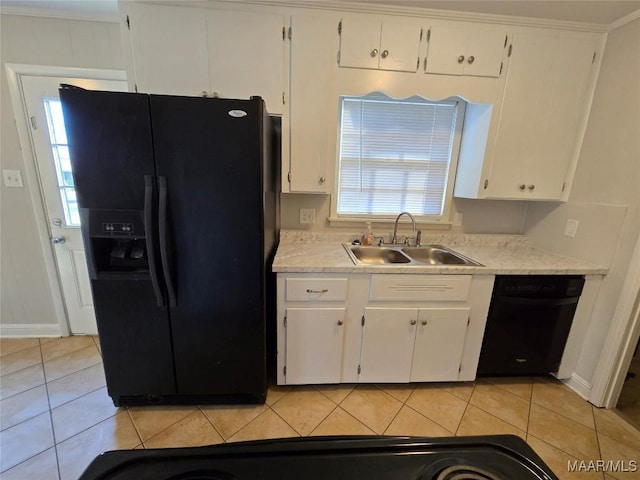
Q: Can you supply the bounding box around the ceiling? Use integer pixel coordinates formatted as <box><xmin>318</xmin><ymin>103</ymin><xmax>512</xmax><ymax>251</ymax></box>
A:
<box><xmin>1</xmin><ymin>0</ymin><xmax>639</xmax><ymax>25</ymax></box>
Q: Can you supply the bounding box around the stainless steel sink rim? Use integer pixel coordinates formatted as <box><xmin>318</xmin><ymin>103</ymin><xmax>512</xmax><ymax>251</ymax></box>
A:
<box><xmin>342</xmin><ymin>243</ymin><xmax>483</xmax><ymax>267</ymax></box>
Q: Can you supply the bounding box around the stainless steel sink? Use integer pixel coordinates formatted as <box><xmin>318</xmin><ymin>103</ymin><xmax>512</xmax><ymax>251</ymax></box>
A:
<box><xmin>402</xmin><ymin>246</ymin><xmax>481</xmax><ymax>266</ymax></box>
<box><xmin>347</xmin><ymin>246</ymin><xmax>412</xmax><ymax>264</ymax></box>
<box><xmin>343</xmin><ymin>243</ymin><xmax>482</xmax><ymax>266</ymax></box>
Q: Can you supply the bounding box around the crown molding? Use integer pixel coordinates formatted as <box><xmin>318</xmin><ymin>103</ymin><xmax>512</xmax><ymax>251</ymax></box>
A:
<box><xmin>0</xmin><ymin>5</ymin><xmax>119</xmax><ymax>23</ymax></box>
<box><xmin>608</xmin><ymin>8</ymin><xmax>640</xmax><ymax>31</ymax></box>
<box><xmin>222</xmin><ymin>0</ymin><xmax>608</xmax><ymax>32</ymax></box>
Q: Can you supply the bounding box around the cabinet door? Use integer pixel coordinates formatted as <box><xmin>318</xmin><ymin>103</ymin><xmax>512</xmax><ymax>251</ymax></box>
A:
<box><xmin>378</xmin><ymin>21</ymin><xmax>422</xmax><ymax>72</ymax></box>
<box><xmin>426</xmin><ymin>25</ymin><xmax>506</xmax><ymax>77</ymax></box>
<box><xmin>339</xmin><ymin>17</ymin><xmax>381</xmax><ymax>69</ymax></box>
<box><xmin>128</xmin><ymin>3</ymin><xmax>209</xmax><ymax>96</ymax></box>
<box><xmin>288</xmin><ymin>14</ymin><xmax>338</xmax><ymax>193</ymax></box>
<box><xmin>488</xmin><ymin>32</ymin><xmax>598</xmax><ymax>200</ymax></box>
<box><xmin>359</xmin><ymin>308</ymin><xmax>418</xmax><ymax>383</ymax></box>
<box><xmin>464</xmin><ymin>29</ymin><xmax>507</xmax><ymax>77</ymax></box>
<box><xmin>207</xmin><ymin>10</ymin><xmax>285</xmax><ymax>114</ymax></box>
<box><xmin>410</xmin><ymin>308</ymin><xmax>470</xmax><ymax>382</ymax></box>
<box><xmin>425</xmin><ymin>26</ymin><xmax>468</xmax><ymax>75</ymax></box>
<box><xmin>285</xmin><ymin>308</ymin><xmax>346</xmax><ymax>384</ymax></box>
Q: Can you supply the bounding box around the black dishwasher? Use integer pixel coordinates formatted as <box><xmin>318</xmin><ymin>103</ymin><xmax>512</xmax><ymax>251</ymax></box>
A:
<box><xmin>477</xmin><ymin>275</ymin><xmax>585</xmax><ymax>376</ymax></box>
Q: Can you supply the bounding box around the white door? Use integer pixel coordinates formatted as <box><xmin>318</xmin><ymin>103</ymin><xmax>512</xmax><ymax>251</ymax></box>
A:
<box><xmin>206</xmin><ymin>9</ymin><xmax>286</xmax><ymax>115</ymax></box>
<box><xmin>285</xmin><ymin>308</ymin><xmax>346</xmax><ymax>384</ymax></box>
<box><xmin>410</xmin><ymin>307</ymin><xmax>469</xmax><ymax>382</ymax></box>
<box><xmin>359</xmin><ymin>308</ymin><xmax>418</xmax><ymax>383</ymax></box>
<box><xmin>20</xmin><ymin>75</ymin><xmax>128</xmax><ymax>334</ymax></box>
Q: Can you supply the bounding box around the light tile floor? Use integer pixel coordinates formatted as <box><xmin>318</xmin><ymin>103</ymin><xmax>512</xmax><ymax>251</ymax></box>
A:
<box><xmin>1</xmin><ymin>336</ymin><xmax>640</xmax><ymax>480</ymax></box>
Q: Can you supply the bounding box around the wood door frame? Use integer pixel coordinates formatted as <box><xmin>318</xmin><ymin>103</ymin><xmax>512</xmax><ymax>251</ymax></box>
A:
<box><xmin>4</xmin><ymin>63</ymin><xmax>126</xmax><ymax>337</ymax></box>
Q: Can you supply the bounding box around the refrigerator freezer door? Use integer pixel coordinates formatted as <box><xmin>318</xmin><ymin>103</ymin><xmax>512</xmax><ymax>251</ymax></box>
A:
<box><xmin>92</xmin><ymin>279</ymin><xmax>176</xmax><ymax>403</ymax></box>
<box><xmin>60</xmin><ymin>88</ymin><xmax>156</xmax><ymax>210</ymax></box>
<box><xmin>61</xmin><ymin>88</ymin><xmax>176</xmax><ymax>403</ymax></box>
<box><xmin>150</xmin><ymin>96</ymin><xmax>267</xmax><ymax>398</ymax></box>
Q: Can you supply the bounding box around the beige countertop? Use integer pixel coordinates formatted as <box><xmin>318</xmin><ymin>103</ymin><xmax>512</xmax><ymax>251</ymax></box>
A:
<box><xmin>272</xmin><ymin>231</ymin><xmax>608</xmax><ymax>275</ymax></box>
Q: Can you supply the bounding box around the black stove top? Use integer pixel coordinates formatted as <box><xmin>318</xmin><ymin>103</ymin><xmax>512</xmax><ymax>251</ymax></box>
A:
<box><xmin>79</xmin><ymin>435</ymin><xmax>558</xmax><ymax>480</ymax></box>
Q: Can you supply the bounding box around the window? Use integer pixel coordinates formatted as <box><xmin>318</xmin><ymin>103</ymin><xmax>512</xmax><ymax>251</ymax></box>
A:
<box><xmin>43</xmin><ymin>98</ymin><xmax>79</xmax><ymax>226</ymax></box>
<box><xmin>336</xmin><ymin>93</ymin><xmax>464</xmax><ymax>221</ymax></box>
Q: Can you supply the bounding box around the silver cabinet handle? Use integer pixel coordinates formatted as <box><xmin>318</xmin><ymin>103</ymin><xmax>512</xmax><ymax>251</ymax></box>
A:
<box><xmin>337</xmin><ymin>319</ymin><xmax>344</xmax><ymax>326</ymax></box>
<box><xmin>421</xmin><ymin>320</ymin><xmax>427</xmax><ymax>326</ymax></box>
<box><xmin>410</xmin><ymin>319</ymin><xmax>417</xmax><ymax>325</ymax></box>
<box><xmin>528</xmin><ymin>184</ymin><xmax>535</xmax><ymax>190</ymax></box>
<box><xmin>51</xmin><ymin>236</ymin><xmax>65</xmax><ymax>245</ymax></box>
<box><xmin>319</xmin><ymin>176</ymin><xmax>326</xmax><ymax>183</ymax></box>
<box><xmin>457</xmin><ymin>55</ymin><xmax>465</xmax><ymax>64</ymax></box>
<box><xmin>371</xmin><ymin>48</ymin><xmax>379</xmax><ymax>57</ymax></box>
<box><xmin>467</xmin><ymin>55</ymin><xmax>475</xmax><ymax>64</ymax></box>
<box><xmin>519</xmin><ymin>184</ymin><xmax>526</xmax><ymax>190</ymax></box>
<box><xmin>381</xmin><ymin>49</ymin><xmax>389</xmax><ymax>59</ymax></box>
<box><xmin>306</xmin><ymin>289</ymin><xmax>328</xmax><ymax>293</ymax></box>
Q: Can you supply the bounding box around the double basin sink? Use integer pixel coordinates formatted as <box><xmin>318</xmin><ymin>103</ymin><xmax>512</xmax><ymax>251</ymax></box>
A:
<box><xmin>343</xmin><ymin>243</ymin><xmax>482</xmax><ymax>266</ymax></box>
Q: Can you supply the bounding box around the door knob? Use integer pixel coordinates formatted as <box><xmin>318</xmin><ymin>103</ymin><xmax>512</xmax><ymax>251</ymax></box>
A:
<box><xmin>381</xmin><ymin>49</ymin><xmax>389</xmax><ymax>59</ymax></box>
<box><xmin>528</xmin><ymin>184</ymin><xmax>536</xmax><ymax>190</ymax></box>
<box><xmin>51</xmin><ymin>236</ymin><xmax>66</xmax><ymax>245</ymax></box>
<box><xmin>337</xmin><ymin>319</ymin><xmax>344</xmax><ymax>326</ymax></box>
<box><xmin>519</xmin><ymin>184</ymin><xmax>526</xmax><ymax>190</ymax></box>
<box><xmin>421</xmin><ymin>320</ymin><xmax>427</xmax><ymax>326</ymax></box>
<box><xmin>457</xmin><ymin>55</ymin><xmax>465</xmax><ymax>64</ymax></box>
<box><xmin>467</xmin><ymin>55</ymin><xmax>475</xmax><ymax>64</ymax></box>
<box><xmin>370</xmin><ymin>48</ymin><xmax>379</xmax><ymax>57</ymax></box>
<box><xmin>410</xmin><ymin>319</ymin><xmax>417</xmax><ymax>325</ymax></box>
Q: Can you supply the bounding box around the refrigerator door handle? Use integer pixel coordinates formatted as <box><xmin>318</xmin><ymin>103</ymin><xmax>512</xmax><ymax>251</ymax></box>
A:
<box><xmin>144</xmin><ymin>176</ymin><xmax>164</xmax><ymax>307</ymax></box>
<box><xmin>158</xmin><ymin>176</ymin><xmax>177</xmax><ymax>307</ymax></box>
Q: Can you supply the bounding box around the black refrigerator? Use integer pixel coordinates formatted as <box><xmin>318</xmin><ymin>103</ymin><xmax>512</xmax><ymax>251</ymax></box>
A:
<box><xmin>60</xmin><ymin>86</ymin><xmax>279</xmax><ymax>406</ymax></box>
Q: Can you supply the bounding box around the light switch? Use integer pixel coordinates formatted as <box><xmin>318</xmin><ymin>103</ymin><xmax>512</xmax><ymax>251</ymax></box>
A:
<box><xmin>2</xmin><ymin>169</ymin><xmax>24</xmax><ymax>188</ymax></box>
<box><xmin>564</xmin><ymin>219</ymin><xmax>579</xmax><ymax>238</ymax></box>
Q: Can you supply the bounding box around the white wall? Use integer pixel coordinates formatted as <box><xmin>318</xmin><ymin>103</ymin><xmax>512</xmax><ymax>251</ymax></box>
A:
<box><xmin>281</xmin><ymin>194</ymin><xmax>528</xmax><ymax>233</ymax></box>
<box><xmin>0</xmin><ymin>14</ymin><xmax>123</xmax><ymax>328</ymax></box>
<box><xmin>525</xmin><ymin>18</ymin><xmax>640</xmax><ymax>387</ymax></box>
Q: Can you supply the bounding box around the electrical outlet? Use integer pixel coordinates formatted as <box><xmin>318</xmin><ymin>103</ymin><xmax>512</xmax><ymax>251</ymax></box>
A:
<box><xmin>2</xmin><ymin>169</ymin><xmax>23</xmax><ymax>188</ymax></box>
<box><xmin>564</xmin><ymin>219</ymin><xmax>579</xmax><ymax>238</ymax></box>
<box><xmin>299</xmin><ymin>208</ymin><xmax>315</xmax><ymax>224</ymax></box>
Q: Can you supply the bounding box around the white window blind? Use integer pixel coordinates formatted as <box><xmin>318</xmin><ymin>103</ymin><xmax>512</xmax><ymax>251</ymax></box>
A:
<box><xmin>337</xmin><ymin>94</ymin><xmax>459</xmax><ymax>218</ymax></box>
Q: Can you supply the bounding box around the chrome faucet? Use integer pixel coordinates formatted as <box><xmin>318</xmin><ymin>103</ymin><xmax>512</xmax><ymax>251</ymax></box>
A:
<box><xmin>391</xmin><ymin>211</ymin><xmax>416</xmax><ymax>245</ymax></box>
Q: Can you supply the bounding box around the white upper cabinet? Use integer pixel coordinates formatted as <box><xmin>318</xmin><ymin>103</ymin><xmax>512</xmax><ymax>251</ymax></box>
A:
<box><xmin>122</xmin><ymin>3</ymin><xmax>286</xmax><ymax>114</ymax></box>
<box><xmin>454</xmin><ymin>29</ymin><xmax>602</xmax><ymax>200</ymax></box>
<box><xmin>339</xmin><ymin>17</ymin><xmax>423</xmax><ymax>72</ymax></box>
<box><xmin>206</xmin><ymin>9</ymin><xmax>286</xmax><ymax>114</ymax></box>
<box><xmin>425</xmin><ymin>25</ymin><xmax>508</xmax><ymax>77</ymax></box>
<box><xmin>127</xmin><ymin>3</ymin><xmax>209</xmax><ymax>96</ymax></box>
<box><xmin>287</xmin><ymin>14</ymin><xmax>339</xmax><ymax>193</ymax></box>
<box><xmin>485</xmin><ymin>31</ymin><xmax>600</xmax><ymax>200</ymax></box>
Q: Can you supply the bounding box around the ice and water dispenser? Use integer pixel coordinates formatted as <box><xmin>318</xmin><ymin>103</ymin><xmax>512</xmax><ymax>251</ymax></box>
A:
<box><xmin>80</xmin><ymin>209</ymin><xmax>149</xmax><ymax>278</ymax></box>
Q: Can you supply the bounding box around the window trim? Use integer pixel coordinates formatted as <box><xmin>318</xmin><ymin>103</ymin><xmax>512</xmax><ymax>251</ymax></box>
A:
<box><xmin>330</xmin><ymin>93</ymin><xmax>466</xmax><ymax>225</ymax></box>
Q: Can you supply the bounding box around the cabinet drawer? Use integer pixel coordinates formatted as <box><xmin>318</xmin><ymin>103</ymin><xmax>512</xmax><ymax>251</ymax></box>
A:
<box><xmin>286</xmin><ymin>278</ymin><xmax>348</xmax><ymax>302</ymax></box>
<box><xmin>370</xmin><ymin>275</ymin><xmax>471</xmax><ymax>301</ymax></box>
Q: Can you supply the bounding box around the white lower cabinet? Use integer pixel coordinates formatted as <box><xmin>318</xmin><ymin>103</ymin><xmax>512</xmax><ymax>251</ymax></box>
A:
<box><xmin>410</xmin><ymin>307</ymin><xmax>470</xmax><ymax>382</ymax></box>
<box><xmin>359</xmin><ymin>306</ymin><xmax>470</xmax><ymax>383</ymax></box>
<box><xmin>359</xmin><ymin>308</ymin><xmax>418</xmax><ymax>383</ymax></box>
<box><xmin>284</xmin><ymin>307</ymin><xmax>346</xmax><ymax>384</ymax></box>
<box><xmin>277</xmin><ymin>273</ymin><xmax>493</xmax><ymax>385</ymax></box>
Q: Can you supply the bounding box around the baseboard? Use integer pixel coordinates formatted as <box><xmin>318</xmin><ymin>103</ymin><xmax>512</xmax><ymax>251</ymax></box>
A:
<box><xmin>0</xmin><ymin>323</ymin><xmax>63</xmax><ymax>338</ymax></box>
<box><xmin>562</xmin><ymin>373</ymin><xmax>592</xmax><ymax>400</ymax></box>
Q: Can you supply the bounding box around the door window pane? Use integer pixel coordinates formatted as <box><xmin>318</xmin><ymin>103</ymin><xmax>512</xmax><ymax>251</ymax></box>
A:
<box><xmin>44</xmin><ymin>98</ymin><xmax>78</xmax><ymax>226</ymax></box>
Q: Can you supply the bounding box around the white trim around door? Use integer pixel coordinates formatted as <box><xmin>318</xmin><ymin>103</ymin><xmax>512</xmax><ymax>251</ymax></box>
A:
<box><xmin>4</xmin><ymin>64</ymin><xmax>127</xmax><ymax>337</ymax></box>
<box><xmin>589</xmin><ymin>232</ymin><xmax>640</xmax><ymax>408</ymax></box>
